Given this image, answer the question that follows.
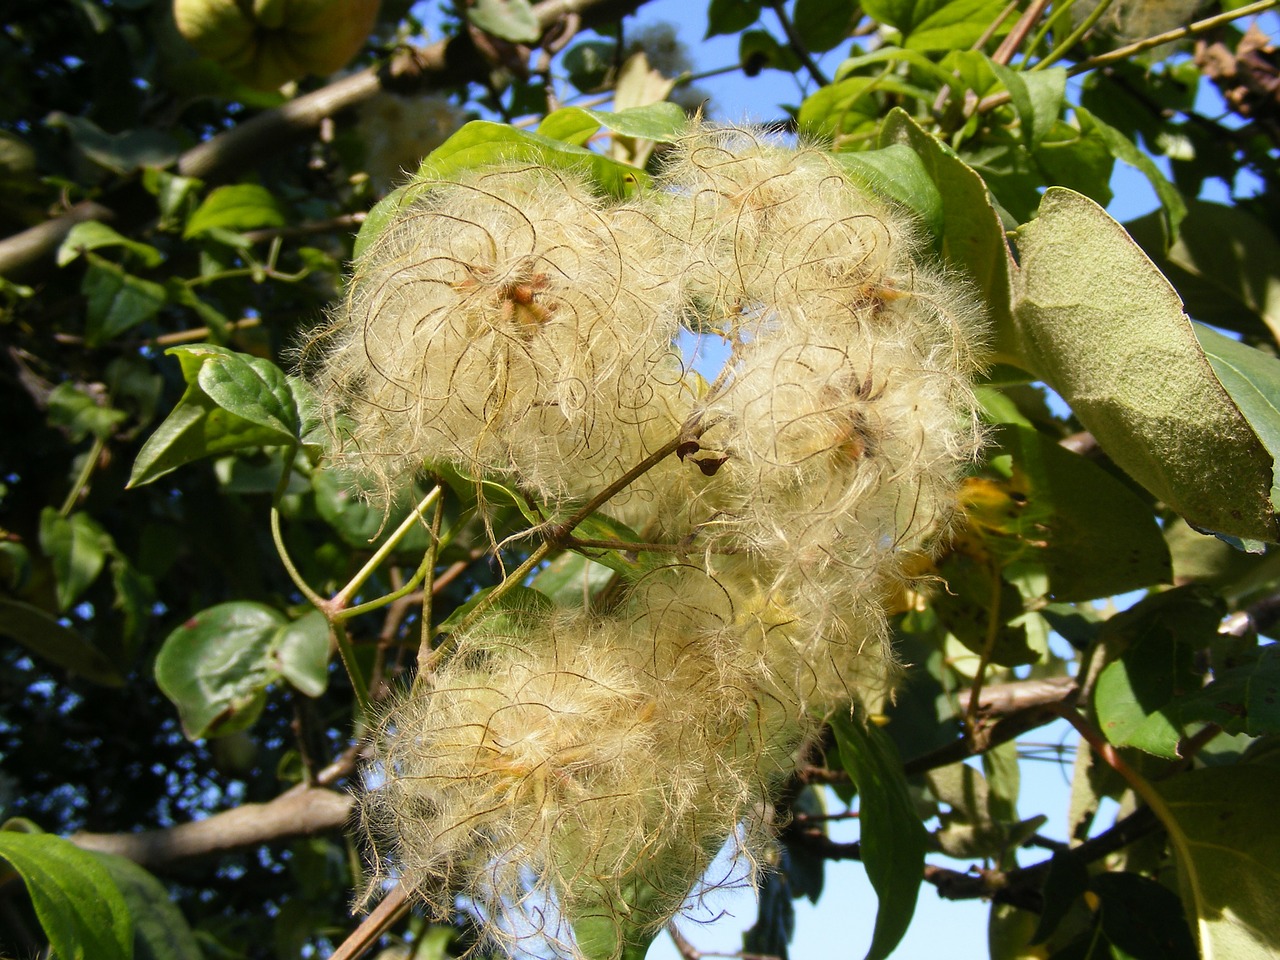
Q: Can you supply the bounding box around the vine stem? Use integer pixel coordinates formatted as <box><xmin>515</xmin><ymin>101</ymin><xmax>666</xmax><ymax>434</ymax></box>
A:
<box><xmin>415</xmin><ymin>494</ymin><xmax>445</xmax><ymax>681</ymax></box>
<box><xmin>964</xmin><ymin>562</ymin><xmax>1005</xmax><ymax>736</ymax></box>
<box><xmin>976</xmin><ymin>0</ymin><xmax>1280</xmax><ymax>112</ymax></box>
<box><xmin>58</xmin><ymin>435</ymin><xmax>105</xmax><ymax>516</ymax></box>
<box><xmin>332</xmin><ymin>485</ymin><xmax>442</xmax><ymax>610</ymax></box>
<box><xmin>271</xmin><ymin>505</ymin><xmax>328</xmax><ymax>609</ymax></box>
<box><xmin>1030</xmin><ymin>0</ymin><xmax>1116</xmax><ymax>70</ymax></box>
<box><xmin>1056</xmin><ymin>707</ymin><xmax>1199</xmax><ymax>905</ymax></box>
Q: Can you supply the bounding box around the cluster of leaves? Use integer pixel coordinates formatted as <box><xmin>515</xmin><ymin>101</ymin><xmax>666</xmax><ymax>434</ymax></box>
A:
<box><xmin>2</xmin><ymin>0</ymin><xmax>1280</xmax><ymax>959</ymax></box>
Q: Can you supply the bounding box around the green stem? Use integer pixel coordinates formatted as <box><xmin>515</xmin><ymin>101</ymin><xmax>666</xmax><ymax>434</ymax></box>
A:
<box><xmin>1024</xmin><ymin>0</ymin><xmax>1082</xmax><ymax>64</ymax></box>
<box><xmin>333</xmin><ymin>486</ymin><xmax>442</xmax><ymax>609</ymax></box>
<box><xmin>429</xmin><ymin>541</ymin><xmax>552</xmax><ymax>650</ymax></box>
<box><xmin>59</xmin><ymin>435</ymin><xmax>105</xmax><ymax>517</ymax></box>
<box><xmin>333</xmin><ymin>619</ymin><xmax>373</xmax><ymax>723</ymax></box>
<box><xmin>270</xmin><ymin>505</ymin><xmax>328</xmax><ymax>609</ymax></box>
<box><xmin>415</xmin><ymin>494</ymin><xmax>445</xmax><ymax>681</ymax></box>
<box><xmin>1032</xmin><ymin>0</ymin><xmax>1116</xmax><ymax>70</ymax></box>
<box><xmin>1065</xmin><ymin>0</ymin><xmax>1279</xmax><ymax>74</ymax></box>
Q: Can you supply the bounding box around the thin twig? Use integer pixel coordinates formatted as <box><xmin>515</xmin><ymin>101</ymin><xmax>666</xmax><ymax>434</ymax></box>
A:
<box><xmin>766</xmin><ymin>0</ymin><xmax>832</xmax><ymax>87</ymax></box>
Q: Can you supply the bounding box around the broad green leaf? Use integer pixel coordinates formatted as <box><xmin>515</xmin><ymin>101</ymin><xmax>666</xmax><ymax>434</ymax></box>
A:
<box><xmin>987</xmin><ymin>61</ymin><xmax>1067</xmax><ymax>148</ymax></box>
<box><xmin>537</xmin><ymin>103</ymin><xmax>687</xmax><ymax>147</ymax></box>
<box><xmin>270</xmin><ymin>610</ymin><xmax>330</xmax><ymax>698</ymax></box>
<box><xmin>0</xmin><ymin>596</ymin><xmax>123</xmax><ymax>685</ymax></box>
<box><xmin>798</xmin><ymin>75</ymin><xmax>881</xmax><ymax>139</ymax></box>
<box><xmin>354</xmin><ymin>121</ymin><xmax>650</xmax><ymax>258</ymax></box>
<box><xmin>906</xmin><ymin>0</ymin><xmax>1009</xmax><ymax>51</ymax></box>
<box><xmin>57</xmin><ymin>220</ymin><xmax>164</xmax><ymax>268</ymax></box>
<box><xmin>1092</xmin><ymin>587</ymin><xmax>1221</xmax><ymax>758</ymax></box>
<box><xmin>1032</xmin><ymin>851</ymin><xmax>1090</xmax><ymax>944</ymax></box>
<box><xmin>1170</xmin><ymin>643</ymin><xmax>1280</xmax><ymax>737</ymax></box>
<box><xmin>39</xmin><ymin>508</ymin><xmax>110</xmax><ymax>611</ymax></box>
<box><xmin>155</xmin><ymin>601</ymin><xmax>287</xmax><ymax>739</ymax></box>
<box><xmin>0</xmin><ymin>831</ymin><xmax>132</xmax><ymax>960</ymax></box>
<box><xmin>933</xmin><ymin>553</ymin><xmax>1038</xmax><ymax>666</ymax></box>
<box><xmin>183</xmin><ymin>184</ymin><xmax>286</xmax><ymax>239</ymax></box>
<box><xmin>81</xmin><ymin>254</ymin><xmax>167</xmax><ymax>345</ymax></box>
<box><xmin>831</xmin><ymin>711</ymin><xmax>928</xmax><ymax>960</ymax></box>
<box><xmin>1155</xmin><ymin>765</ymin><xmax>1280</xmax><ymax>960</ymax></box>
<box><xmin>312</xmin><ymin>468</ymin><xmax>433</xmax><ymax>552</ymax></box>
<box><xmin>45</xmin><ymin>111</ymin><xmax>179</xmax><ymax>175</ymax></box>
<box><xmin>436</xmin><ymin>584</ymin><xmax>554</xmax><ymax>636</ymax></box>
<box><xmin>794</xmin><ymin>0</ymin><xmax>858</xmax><ymax>51</ymax></box>
<box><xmin>739</xmin><ymin>29</ymin><xmax>802</xmax><ymax>75</ymax></box>
<box><xmin>141</xmin><ymin>168</ymin><xmax>203</xmax><ymax>232</ymax></box>
<box><xmin>1008</xmin><ymin>188</ymin><xmax>1278</xmax><ymax>542</ymax></box>
<box><xmin>706</xmin><ymin>0</ymin><xmax>762</xmax><ymax>38</ymax></box>
<box><xmin>46</xmin><ymin>382</ymin><xmax>128</xmax><ymax>442</ymax></box>
<box><xmin>562</xmin><ymin>40</ymin><xmax>617</xmax><ymax>93</ymax></box>
<box><xmin>571</xmin><ymin>875</ymin><xmax>669</xmax><ymax>960</ymax></box>
<box><xmin>195</xmin><ymin>348</ymin><xmax>307</xmax><ymax>441</ymax></box>
<box><xmin>416</xmin><ymin>121</ymin><xmax>648</xmax><ymax>197</ymax></box>
<box><xmin>466</xmin><ymin>0</ymin><xmax>540</xmax><ymax>43</ymax></box>
<box><xmin>860</xmin><ymin>0</ymin><xmax>945</xmax><ymax>32</ymax></box>
<box><xmin>1090</xmin><ymin>871</ymin><xmax>1197</xmax><ymax>960</ymax></box>
<box><xmin>129</xmin><ymin>345</ymin><xmax>319</xmax><ymax>487</ymax></box>
<box><xmin>1127</xmin><ymin>201</ymin><xmax>1280</xmax><ymax>342</ymax></box>
<box><xmin>834</xmin><ymin>143</ymin><xmax>944</xmax><ymax>238</ymax></box>
<box><xmin>91</xmin><ymin>852</ymin><xmax>204</xmax><ymax>960</ymax></box>
<box><xmin>1194</xmin><ymin>323</ymin><xmax>1280</xmax><ymax>511</ymax></box>
<box><xmin>989</xmin><ymin>423</ymin><xmax>1172</xmax><ymax>602</ymax></box>
<box><xmin>529</xmin><ymin>550</ymin><xmax>616</xmax><ymax>607</ymax></box>
<box><xmin>569</xmin><ymin>512</ymin><xmax>664</xmax><ymax>581</ymax></box>
<box><xmin>1074</xmin><ymin>105</ymin><xmax>1186</xmax><ymax>241</ymax></box>
<box><xmin>878</xmin><ymin>110</ymin><xmax>1014</xmax><ymax>341</ymax></box>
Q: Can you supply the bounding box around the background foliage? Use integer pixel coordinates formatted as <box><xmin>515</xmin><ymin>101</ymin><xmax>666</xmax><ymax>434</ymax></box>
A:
<box><xmin>2</xmin><ymin>0</ymin><xmax>1280</xmax><ymax>958</ymax></box>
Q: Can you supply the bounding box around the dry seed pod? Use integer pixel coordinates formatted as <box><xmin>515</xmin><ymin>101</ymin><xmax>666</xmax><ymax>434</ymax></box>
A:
<box><xmin>309</xmin><ymin>164</ymin><xmax>685</xmax><ymax>513</ymax></box>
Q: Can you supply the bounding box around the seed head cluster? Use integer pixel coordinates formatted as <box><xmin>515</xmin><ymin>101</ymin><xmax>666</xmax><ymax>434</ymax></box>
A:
<box><xmin>312</xmin><ymin>125</ymin><xmax>985</xmax><ymax>958</ymax></box>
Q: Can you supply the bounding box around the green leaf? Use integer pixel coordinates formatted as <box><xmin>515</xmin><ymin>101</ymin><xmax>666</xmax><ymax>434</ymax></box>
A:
<box><xmin>155</xmin><ymin>601</ymin><xmax>287</xmax><ymax>739</ymax></box>
<box><xmin>706</xmin><ymin>0</ymin><xmax>762</xmax><ymax>38</ymax></box>
<box><xmin>1155</xmin><ymin>765</ymin><xmax>1280</xmax><ymax>959</ymax></box>
<box><xmin>991</xmin><ymin>423</ymin><xmax>1172</xmax><ymax>602</ymax></box>
<box><xmin>1170</xmin><ymin>643</ymin><xmax>1280</xmax><ymax>737</ymax></box>
<box><xmin>45</xmin><ymin>111</ymin><xmax>180</xmax><ymax>175</ymax></box>
<box><xmin>0</xmin><ymin>596</ymin><xmax>123</xmax><ymax>685</ymax></box>
<box><xmin>312</xmin><ymin>468</ymin><xmax>433</xmax><ymax>552</ymax></box>
<box><xmin>436</xmin><ymin>584</ymin><xmax>554</xmax><ymax>636</ymax></box>
<box><xmin>933</xmin><ymin>554</ymin><xmax>1038</xmax><ymax>666</ymax></box>
<box><xmin>467</xmin><ymin>0</ymin><xmax>540</xmax><ymax>43</ymax></box>
<box><xmin>129</xmin><ymin>345</ymin><xmax>319</xmax><ymax>487</ymax></box>
<box><xmin>739</xmin><ymin>29</ymin><xmax>802</xmax><ymax>75</ymax></box>
<box><xmin>271</xmin><ymin>610</ymin><xmax>330</xmax><ymax>698</ymax></box>
<box><xmin>562</xmin><ymin>40</ymin><xmax>617</xmax><ymax>93</ymax></box>
<box><xmin>1074</xmin><ymin>105</ymin><xmax>1186</xmax><ymax>241</ymax></box>
<box><xmin>537</xmin><ymin>103</ymin><xmax>687</xmax><ymax>147</ymax></box>
<box><xmin>46</xmin><ymin>382</ymin><xmax>128</xmax><ymax>442</ymax></box>
<box><xmin>906</xmin><ymin>0</ymin><xmax>1010</xmax><ymax>51</ymax></box>
<box><xmin>529</xmin><ymin>550</ymin><xmax>616</xmax><ymax>607</ymax></box>
<box><xmin>39</xmin><ymin>508</ymin><xmax>111</xmax><ymax>611</ymax></box>
<box><xmin>834</xmin><ymin>143</ymin><xmax>944</xmax><ymax>238</ymax></box>
<box><xmin>1194</xmin><ymin>323</ymin><xmax>1280</xmax><ymax>513</ymax></box>
<box><xmin>141</xmin><ymin>168</ymin><xmax>203</xmax><ymax>232</ymax></box>
<box><xmin>183</xmin><ymin>184</ymin><xmax>286</xmax><ymax>239</ymax></box>
<box><xmin>878</xmin><ymin>110</ymin><xmax>1014</xmax><ymax>341</ymax></box>
<box><xmin>569</xmin><ymin>512</ymin><xmax>663</xmax><ymax>581</ymax></box>
<box><xmin>81</xmin><ymin>254</ymin><xmax>167</xmax><ymax>345</ymax></box>
<box><xmin>987</xmin><ymin>60</ymin><xmax>1067</xmax><ymax>148</ymax></box>
<box><xmin>1127</xmin><ymin>201</ymin><xmax>1280</xmax><ymax>343</ymax></box>
<box><xmin>830</xmin><ymin>711</ymin><xmax>928</xmax><ymax>960</ymax></box>
<box><xmin>1032</xmin><ymin>850</ymin><xmax>1090</xmax><ymax>944</ymax></box>
<box><xmin>354</xmin><ymin>121</ymin><xmax>651</xmax><ymax>259</ymax></box>
<box><xmin>1008</xmin><ymin>188</ymin><xmax>1278</xmax><ymax>542</ymax></box>
<box><xmin>1089</xmin><ymin>871</ymin><xmax>1197</xmax><ymax>960</ymax></box>
<box><xmin>1092</xmin><ymin>587</ymin><xmax>1221</xmax><ymax>758</ymax></box>
<box><xmin>90</xmin><ymin>852</ymin><xmax>204</xmax><ymax>960</ymax></box>
<box><xmin>57</xmin><ymin>220</ymin><xmax>164</xmax><ymax>268</ymax></box>
<box><xmin>798</xmin><ymin>76</ymin><xmax>881</xmax><ymax>140</ymax></box>
<box><xmin>793</xmin><ymin>0</ymin><xmax>858</xmax><ymax>52</ymax></box>
<box><xmin>0</xmin><ymin>831</ymin><xmax>132</xmax><ymax>960</ymax></box>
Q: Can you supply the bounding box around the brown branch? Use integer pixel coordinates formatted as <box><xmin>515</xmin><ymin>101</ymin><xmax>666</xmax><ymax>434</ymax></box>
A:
<box><xmin>70</xmin><ymin>786</ymin><xmax>354</xmax><ymax>870</ymax></box>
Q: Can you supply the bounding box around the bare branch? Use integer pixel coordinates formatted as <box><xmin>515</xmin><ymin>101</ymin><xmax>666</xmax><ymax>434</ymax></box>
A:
<box><xmin>70</xmin><ymin>787</ymin><xmax>353</xmax><ymax>870</ymax></box>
